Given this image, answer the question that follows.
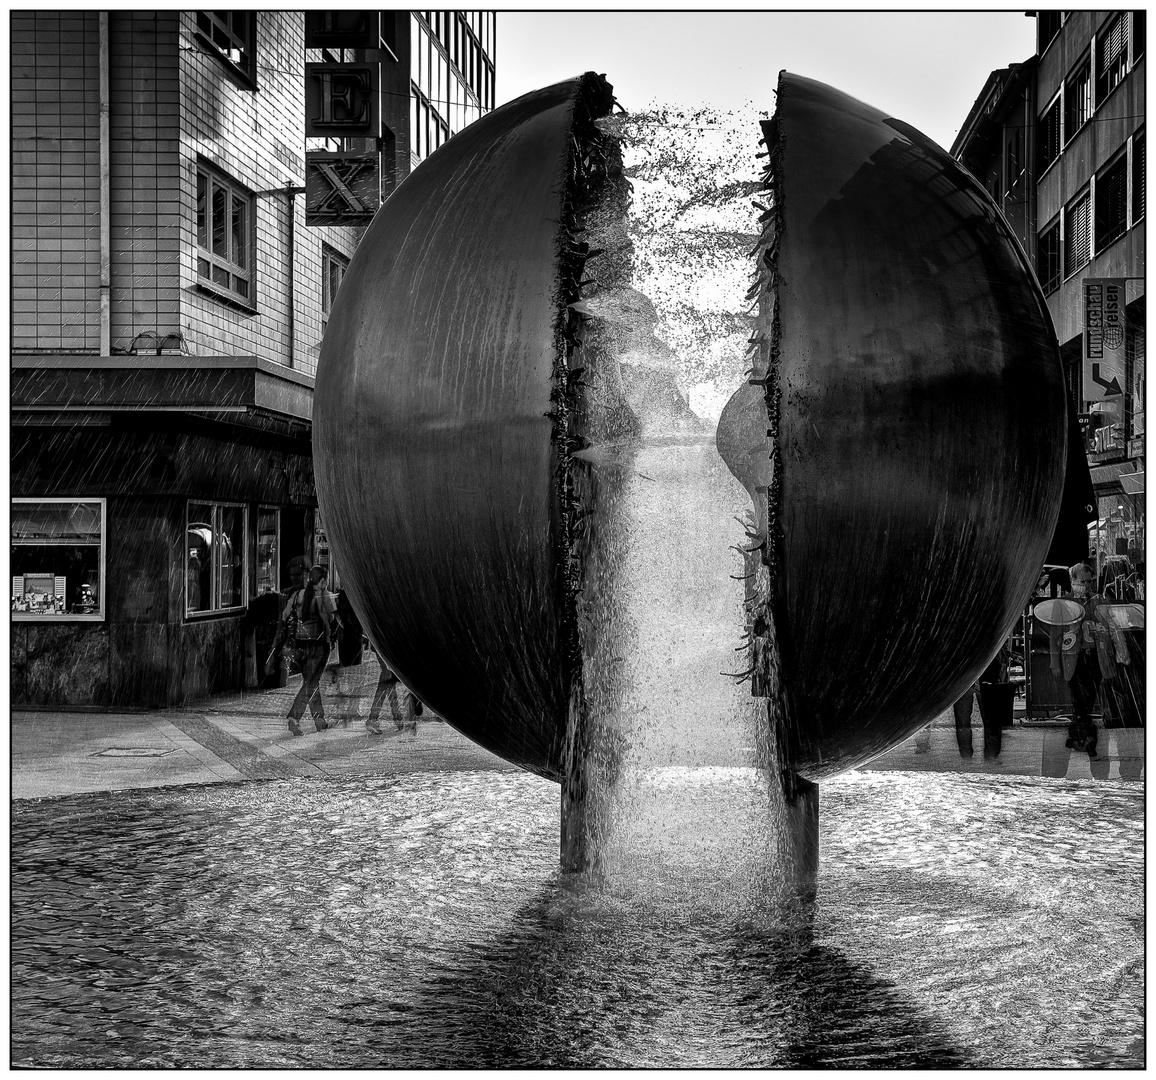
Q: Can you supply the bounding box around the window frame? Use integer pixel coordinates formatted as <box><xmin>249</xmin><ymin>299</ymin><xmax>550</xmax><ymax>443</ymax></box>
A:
<box><xmin>321</xmin><ymin>244</ymin><xmax>350</xmax><ymax>326</ymax></box>
<box><xmin>195</xmin><ymin>11</ymin><xmax>257</xmax><ymax>89</ymax></box>
<box><xmin>1094</xmin><ymin>150</ymin><xmax>1129</xmax><ymax>253</ymax></box>
<box><xmin>1132</xmin><ymin>129</ymin><xmax>1145</xmax><ymax>226</ymax></box>
<box><xmin>1064</xmin><ymin>188</ymin><xmax>1091</xmax><ymax>280</ymax></box>
<box><xmin>196</xmin><ymin>161</ymin><xmax>256</xmax><ymax>310</ymax></box>
<box><xmin>186</xmin><ymin>500</ymin><xmax>249</xmax><ymax>619</ymax></box>
<box><xmin>12</xmin><ymin>497</ymin><xmax>107</xmax><ymax>623</ymax></box>
<box><xmin>1063</xmin><ymin>53</ymin><xmax>1092</xmax><ymax>146</ymax></box>
<box><xmin>255</xmin><ymin>505</ymin><xmax>281</xmax><ymax>598</ymax></box>
<box><xmin>1037</xmin><ymin>217</ymin><xmax>1062</xmax><ymax>295</ymax></box>
<box><xmin>1038</xmin><ymin>93</ymin><xmax>1062</xmax><ymax>174</ymax></box>
<box><xmin>1038</xmin><ymin>10</ymin><xmax>1063</xmax><ymax>55</ymax></box>
<box><xmin>1095</xmin><ymin>12</ymin><xmax>1129</xmax><ymax>107</ymax></box>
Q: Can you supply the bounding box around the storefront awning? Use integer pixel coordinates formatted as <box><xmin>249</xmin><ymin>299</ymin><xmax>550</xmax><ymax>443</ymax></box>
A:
<box><xmin>1089</xmin><ymin>460</ymin><xmax>1141</xmax><ymax>490</ymax></box>
<box><xmin>1120</xmin><ymin>470</ymin><xmax>1144</xmax><ymax>495</ymax></box>
<box><xmin>10</xmin><ymin>355</ymin><xmax>315</xmax><ymax>432</ymax></box>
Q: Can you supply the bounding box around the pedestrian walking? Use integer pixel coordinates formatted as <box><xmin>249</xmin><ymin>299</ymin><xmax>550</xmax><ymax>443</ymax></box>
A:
<box><xmin>281</xmin><ymin>564</ymin><xmax>337</xmax><ymax>736</ymax></box>
<box><xmin>328</xmin><ymin>587</ymin><xmax>365</xmax><ymax>700</ymax></box>
<box><xmin>265</xmin><ymin>555</ymin><xmax>313</xmax><ymax>679</ymax></box>
<box><xmin>366</xmin><ymin>655</ymin><xmax>420</xmax><ymax>734</ymax></box>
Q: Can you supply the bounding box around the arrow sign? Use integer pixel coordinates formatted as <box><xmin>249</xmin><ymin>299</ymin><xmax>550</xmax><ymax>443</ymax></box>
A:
<box><xmin>1091</xmin><ymin>363</ymin><xmax>1122</xmax><ymax>396</ymax></box>
<box><xmin>1083</xmin><ymin>278</ymin><xmax>1126</xmax><ymax>404</ymax></box>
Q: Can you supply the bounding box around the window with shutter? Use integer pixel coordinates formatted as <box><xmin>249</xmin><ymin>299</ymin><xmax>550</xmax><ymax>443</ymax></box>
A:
<box><xmin>1096</xmin><ymin>14</ymin><xmax>1128</xmax><ymax>105</ymax></box>
<box><xmin>1065</xmin><ymin>192</ymin><xmax>1090</xmax><ymax>276</ymax></box>
<box><xmin>1095</xmin><ymin>155</ymin><xmax>1129</xmax><ymax>251</ymax></box>
<box><xmin>1064</xmin><ymin>56</ymin><xmax>1091</xmax><ymax>144</ymax></box>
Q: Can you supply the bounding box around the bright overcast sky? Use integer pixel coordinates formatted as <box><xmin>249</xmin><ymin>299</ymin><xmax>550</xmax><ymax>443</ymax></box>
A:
<box><xmin>495</xmin><ymin>10</ymin><xmax>1038</xmax><ymax>152</ymax></box>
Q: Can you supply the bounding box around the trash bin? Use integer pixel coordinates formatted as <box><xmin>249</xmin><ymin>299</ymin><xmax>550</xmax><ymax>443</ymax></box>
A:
<box><xmin>979</xmin><ymin>681</ymin><xmax>1017</xmax><ymax>729</ymax></box>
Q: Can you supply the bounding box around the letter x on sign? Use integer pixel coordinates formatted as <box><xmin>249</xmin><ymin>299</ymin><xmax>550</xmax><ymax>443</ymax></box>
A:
<box><xmin>306</xmin><ymin>152</ymin><xmax>380</xmax><ymax>223</ymax></box>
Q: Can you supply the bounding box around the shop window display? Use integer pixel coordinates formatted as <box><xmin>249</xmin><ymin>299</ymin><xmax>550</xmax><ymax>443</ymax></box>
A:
<box><xmin>187</xmin><ymin>501</ymin><xmax>247</xmax><ymax>616</ymax></box>
<box><xmin>11</xmin><ymin>499</ymin><xmax>105</xmax><ymax>619</ymax></box>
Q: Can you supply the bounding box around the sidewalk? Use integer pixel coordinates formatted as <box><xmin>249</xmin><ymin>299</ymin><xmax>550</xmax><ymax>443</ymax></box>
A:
<box><xmin>11</xmin><ymin>659</ymin><xmax>1143</xmax><ymax>800</ymax></box>
<box><xmin>11</xmin><ymin>654</ymin><xmax>515</xmax><ymax>801</ymax></box>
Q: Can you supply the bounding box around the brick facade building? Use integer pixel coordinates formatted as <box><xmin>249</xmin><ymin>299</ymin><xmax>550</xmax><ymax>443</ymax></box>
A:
<box><xmin>11</xmin><ymin>11</ymin><xmax>496</xmax><ymax>707</ymax></box>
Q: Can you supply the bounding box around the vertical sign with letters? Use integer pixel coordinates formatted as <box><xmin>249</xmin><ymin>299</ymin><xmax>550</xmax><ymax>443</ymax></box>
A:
<box><xmin>1083</xmin><ymin>278</ymin><xmax>1126</xmax><ymax>403</ymax></box>
<box><xmin>305</xmin><ymin>63</ymin><xmax>380</xmax><ymax>137</ymax></box>
<box><xmin>304</xmin><ymin>62</ymin><xmax>381</xmax><ymax>225</ymax></box>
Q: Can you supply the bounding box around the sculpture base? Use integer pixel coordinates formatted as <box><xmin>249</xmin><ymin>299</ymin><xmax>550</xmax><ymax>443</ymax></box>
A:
<box><xmin>781</xmin><ymin>774</ymin><xmax>819</xmax><ymax>908</ymax></box>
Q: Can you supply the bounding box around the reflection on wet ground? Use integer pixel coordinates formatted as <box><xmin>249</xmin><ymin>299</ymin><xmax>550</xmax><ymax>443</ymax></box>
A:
<box><xmin>11</xmin><ymin>770</ymin><xmax>1143</xmax><ymax>1068</ymax></box>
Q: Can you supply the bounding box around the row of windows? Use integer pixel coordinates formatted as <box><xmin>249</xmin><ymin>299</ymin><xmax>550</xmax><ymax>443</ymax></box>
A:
<box><xmin>1039</xmin><ymin>12</ymin><xmax>1145</xmax><ymax>171</ymax></box>
<box><xmin>1037</xmin><ymin>129</ymin><xmax>1144</xmax><ymax>293</ymax></box>
<box><xmin>409</xmin><ymin>14</ymin><xmax>494</xmax><ymax>163</ymax></box>
<box><xmin>12</xmin><ymin>499</ymin><xmax>312</xmax><ymax>622</ymax></box>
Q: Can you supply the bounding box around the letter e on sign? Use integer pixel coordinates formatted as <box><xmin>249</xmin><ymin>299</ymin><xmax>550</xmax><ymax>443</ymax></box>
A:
<box><xmin>305</xmin><ymin>63</ymin><xmax>380</xmax><ymax>137</ymax></box>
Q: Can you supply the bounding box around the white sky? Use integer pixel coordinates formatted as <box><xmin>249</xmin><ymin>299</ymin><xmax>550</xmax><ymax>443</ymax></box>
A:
<box><xmin>495</xmin><ymin>10</ymin><xmax>1038</xmax><ymax>152</ymax></box>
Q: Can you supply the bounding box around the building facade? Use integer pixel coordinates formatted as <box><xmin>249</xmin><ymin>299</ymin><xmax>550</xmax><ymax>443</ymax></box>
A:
<box><xmin>952</xmin><ymin>10</ymin><xmax>1145</xmax><ymax>575</ymax></box>
<box><xmin>10</xmin><ymin>11</ymin><xmax>496</xmax><ymax>708</ymax></box>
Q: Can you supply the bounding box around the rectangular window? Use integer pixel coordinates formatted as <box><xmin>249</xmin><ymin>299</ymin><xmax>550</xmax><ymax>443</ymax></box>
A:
<box><xmin>1095</xmin><ymin>153</ymin><xmax>1128</xmax><ymax>251</ymax></box>
<box><xmin>1064</xmin><ymin>56</ymin><xmax>1091</xmax><ymax>144</ymax></box>
<box><xmin>256</xmin><ymin>507</ymin><xmax>279</xmax><ymax>597</ymax></box>
<box><xmin>1096</xmin><ymin>13</ymin><xmax>1128</xmax><ymax>105</ymax></box>
<box><xmin>1134</xmin><ymin>11</ymin><xmax>1146</xmax><ymax>60</ymax></box>
<box><xmin>1133</xmin><ymin>130</ymin><xmax>1145</xmax><ymax>223</ymax></box>
<box><xmin>322</xmin><ymin>244</ymin><xmax>349</xmax><ymax>323</ymax></box>
<box><xmin>187</xmin><ymin>501</ymin><xmax>247</xmax><ymax>616</ymax></box>
<box><xmin>12</xmin><ymin>499</ymin><xmax>106</xmax><ymax>621</ymax></box>
<box><xmin>1065</xmin><ymin>191</ymin><xmax>1091</xmax><ymax>276</ymax></box>
<box><xmin>1004</xmin><ymin>127</ymin><xmax>1023</xmax><ymax>194</ymax></box>
<box><xmin>195</xmin><ymin>11</ymin><xmax>256</xmax><ymax>88</ymax></box>
<box><xmin>1038</xmin><ymin>10</ymin><xmax>1062</xmax><ymax>52</ymax></box>
<box><xmin>1039</xmin><ymin>97</ymin><xmax>1061</xmax><ymax>172</ymax></box>
<box><xmin>196</xmin><ymin>163</ymin><xmax>254</xmax><ymax>307</ymax></box>
<box><xmin>1037</xmin><ymin>218</ymin><xmax>1062</xmax><ymax>294</ymax></box>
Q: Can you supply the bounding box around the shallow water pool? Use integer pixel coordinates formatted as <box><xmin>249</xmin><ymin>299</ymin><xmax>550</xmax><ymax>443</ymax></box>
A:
<box><xmin>11</xmin><ymin>769</ymin><xmax>1143</xmax><ymax>1068</ymax></box>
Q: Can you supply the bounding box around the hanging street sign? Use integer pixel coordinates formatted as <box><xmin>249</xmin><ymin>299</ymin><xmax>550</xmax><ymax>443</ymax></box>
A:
<box><xmin>305</xmin><ymin>63</ymin><xmax>380</xmax><ymax>137</ymax></box>
<box><xmin>305</xmin><ymin>152</ymin><xmax>379</xmax><ymax>225</ymax></box>
<box><xmin>1083</xmin><ymin>278</ymin><xmax>1126</xmax><ymax>404</ymax></box>
<box><xmin>304</xmin><ymin>12</ymin><xmax>379</xmax><ymax>50</ymax></box>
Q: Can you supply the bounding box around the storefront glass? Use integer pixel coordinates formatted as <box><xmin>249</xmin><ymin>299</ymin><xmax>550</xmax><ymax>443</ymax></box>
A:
<box><xmin>256</xmin><ymin>508</ymin><xmax>279</xmax><ymax>595</ymax></box>
<box><xmin>186</xmin><ymin>501</ymin><xmax>247</xmax><ymax>616</ymax></box>
<box><xmin>1090</xmin><ymin>490</ymin><xmax>1145</xmax><ymax>592</ymax></box>
<box><xmin>11</xmin><ymin>498</ymin><xmax>105</xmax><ymax>619</ymax></box>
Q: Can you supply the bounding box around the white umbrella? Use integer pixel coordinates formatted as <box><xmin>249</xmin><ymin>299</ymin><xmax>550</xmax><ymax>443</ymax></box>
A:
<box><xmin>1032</xmin><ymin>598</ymin><xmax>1084</xmax><ymax>627</ymax></box>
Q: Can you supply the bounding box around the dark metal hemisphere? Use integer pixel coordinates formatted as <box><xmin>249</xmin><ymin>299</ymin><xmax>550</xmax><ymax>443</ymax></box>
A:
<box><xmin>763</xmin><ymin>73</ymin><xmax>1067</xmax><ymax>779</ymax></box>
<box><xmin>314</xmin><ymin>75</ymin><xmax>610</xmax><ymax>780</ymax></box>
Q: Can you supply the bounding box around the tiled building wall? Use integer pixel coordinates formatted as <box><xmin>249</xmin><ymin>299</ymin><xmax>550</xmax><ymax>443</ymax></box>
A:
<box><xmin>178</xmin><ymin>11</ymin><xmax>359</xmax><ymax>375</ymax></box>
<box><xmin>11</xmin><ymin>11</ymin><xmax>102</xmax><ymax>352</ymax></box>
<box><xmin>12</xmin><ymin>11</ymin><xmax>360</xmax><ymax>371</ymax></box>
<box><xmin>109</xmin><ymin>11</ymin><xmax>183</xmax><ymax>351</ymax></box>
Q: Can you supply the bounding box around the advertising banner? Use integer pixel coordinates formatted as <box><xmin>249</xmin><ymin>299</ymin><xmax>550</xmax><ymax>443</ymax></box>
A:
<box><xmin>1082</xmin><ymin>278</ymin><xmax>1126</xmax><ymax>404</ymax></box>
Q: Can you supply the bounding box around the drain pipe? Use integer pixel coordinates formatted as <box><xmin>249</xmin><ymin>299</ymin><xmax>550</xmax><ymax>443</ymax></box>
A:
<box><xmin>99</xmin><ymin>11</ymin><xmax>110</xmax><ymax>355</ymax></box>
<box><xmin>256</xmin><ymin>184</ymin><xmax>306</xmax><ymax>366</ymax></box>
